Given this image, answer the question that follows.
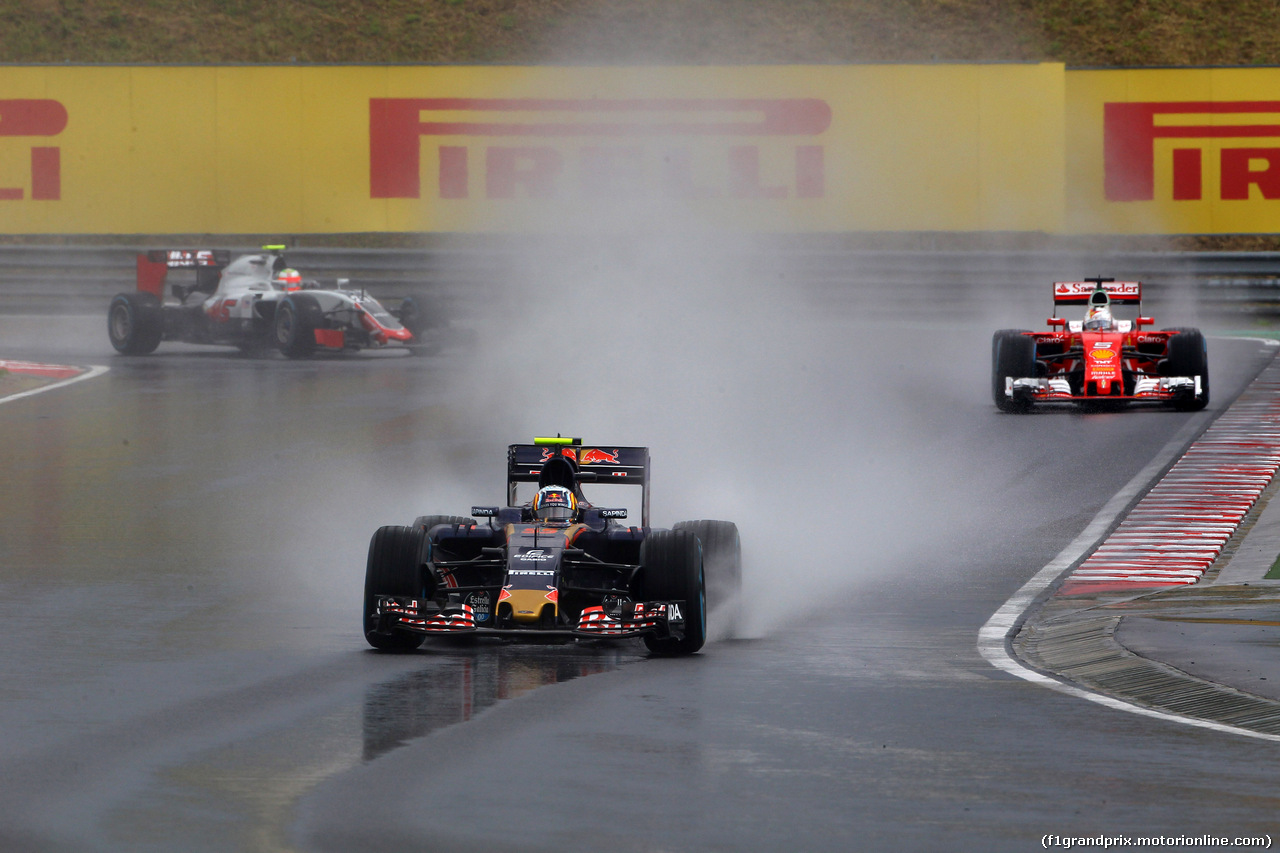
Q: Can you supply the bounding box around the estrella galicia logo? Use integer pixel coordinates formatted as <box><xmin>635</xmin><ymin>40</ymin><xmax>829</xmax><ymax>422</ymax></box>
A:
<box><xmin>467</xmin><ymin>591</ymin><xmax>491</xmax><ymax>622</ymax></box>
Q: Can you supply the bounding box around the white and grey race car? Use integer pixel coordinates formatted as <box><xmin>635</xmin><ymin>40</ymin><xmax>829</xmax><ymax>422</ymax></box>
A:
<box><xmin>107</xmin><ymin>246</ymin><xmax>451</xmax><ymax>358</ymax></box>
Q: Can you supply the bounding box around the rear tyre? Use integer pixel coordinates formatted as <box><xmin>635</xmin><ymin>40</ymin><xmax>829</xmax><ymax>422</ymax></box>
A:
<box><xmin>363</xmin><ymin>525</ymin><xmax>428</xmax><ymax>651</ymax></box>
<box><xmin>274</xmin><ymin>294</ymin><xmax>322</xmax><ymax>358</ymax></box>
<box><xmin>673</xmin><ymin>520</ymin><xmax>741</xmax><ymax>637</ymax></box>
<box><xmin>640</xmin><ymin>529</ymin><xmax>706</xmax><ymax>656</ymax></box>
<box><xmin>107</xmin><ymin>292</ymin><xmax>164</xmax><ymax>355</ymax></box>
<box><xmin>992</xmin><ymin>329</ymin><xmax>1036</xmax><ymax>413</ymax></box>
<box><xmin>1165</xmin><ymin>327</ymin><xmax>1209</xmax><ymax>411</ymax></box>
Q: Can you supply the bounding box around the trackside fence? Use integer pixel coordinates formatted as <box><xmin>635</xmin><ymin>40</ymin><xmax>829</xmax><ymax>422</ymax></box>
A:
<box><xmin>3</xmin><ymin>243</ymin><xmax>1280</xmax><ymax>321</ymax></box>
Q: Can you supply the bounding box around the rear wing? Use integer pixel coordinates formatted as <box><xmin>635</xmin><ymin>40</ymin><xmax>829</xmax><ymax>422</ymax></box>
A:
<box><xmin>1053</xmin><ymin>279</ymin><xmax>1142</xmax><ymax>312</ymax></box>
<box><xmin>136</xmin><ymin>249</ymin><xmax>231</xmax><ymax>298</ymax></box>
<box><xmin>507</xmin><ymin>437</ymin><xmax>651</xmax><ymax>527</ymax></box>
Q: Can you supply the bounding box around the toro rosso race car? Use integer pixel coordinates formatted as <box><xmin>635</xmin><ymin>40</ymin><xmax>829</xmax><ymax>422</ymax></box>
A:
<box><xmin>107</xmin><ymin>247</ymin><xmax>450</xmax><ymax>357</ymax></box>
<box><xmin>363</xmin><ymin>437</ymin><xmax>742</xmax><ymax>656</ymax></box>
<box><xmin>992</xmin><ymin>278</ymin><xmax>1209</xmax><ymax>413</ymax></box>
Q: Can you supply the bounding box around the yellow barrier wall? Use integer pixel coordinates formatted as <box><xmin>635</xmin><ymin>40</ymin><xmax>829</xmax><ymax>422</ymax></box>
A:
<box><xmin>0</xmin><ymin>64</ymin><xmax>1064</xmax><ymax>234</ymax></box>
<box><xmin>1067</xmin><ymin>67</ymin><xmax>1280</xmax><ymax>234</ymax></box>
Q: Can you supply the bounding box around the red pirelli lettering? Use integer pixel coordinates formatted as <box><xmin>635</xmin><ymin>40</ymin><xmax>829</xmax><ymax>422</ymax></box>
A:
<box><xmin>0</xmin><ymin>100</ymin><xmax>67</xmax><ymax>201</ymax></box>
<box><xmin>486</xmin><ymin>146</ymin><xmax>562</xmax><ymax>198</ymax></box>
<box><xmin>0</xmin><ymin>100</ymin><xmax>67</xmax><ymax>137</ymax></box>
<box><xmin>30</xmin><ymin>147</ymin><xmax>60</xmax><ymax>199</ymax></box>
<box><xmin>1171</xmin><ymin>148</ymin><xmax>1202</xmax><ymax>200</ymax></box>
<box><xmin>370</xmin><ymin>97</ymin><xmax>831</xmax><ymax>200</ymax></box>
<box><xmin>1104</xmin><ymin>101</ymin><xmax>1280</xmax><ymax>202</ymax></box>
<box><xmin>1221</xmin><ymin>148</ymin><xmax>1280</xmax><ymax>200</ymax></box>
<box><xmin>438</xmin><ymin>145</ymin><xmax>468</xmax><ymax>199</ymax></box>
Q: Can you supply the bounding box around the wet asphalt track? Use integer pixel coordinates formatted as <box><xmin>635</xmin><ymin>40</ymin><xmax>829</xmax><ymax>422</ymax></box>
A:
<box><xmin>2</xmin><ymin>299</ymin><xmax>1279</xmax><ymax>851</ymax></box>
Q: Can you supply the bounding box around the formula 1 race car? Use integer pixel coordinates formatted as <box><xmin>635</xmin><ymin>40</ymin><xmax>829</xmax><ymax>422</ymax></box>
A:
<box><xmin>363</xmin><ymin>437</ymin><xmax>742</xmax><ymax>656</ymax></box>
<box><xmin>107</xmin><ymin>247</ymin><xmax>452</xmax><ymax>358</ymax></box>
<box><xmin>992</xmin><ymin>278</ymin><xmax>1209</xmax><ymax>413</ymax></box>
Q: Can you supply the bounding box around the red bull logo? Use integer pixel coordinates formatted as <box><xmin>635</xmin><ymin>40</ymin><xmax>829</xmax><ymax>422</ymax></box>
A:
<box><xmin>579</xmin><ymin>447</ymin><xmax>621</xmax><ymax>465</ymax></box>
<box><xmin>539</xmin><ymin>447</ymin><xmax>578</xmax><ymax>462</ymax></box>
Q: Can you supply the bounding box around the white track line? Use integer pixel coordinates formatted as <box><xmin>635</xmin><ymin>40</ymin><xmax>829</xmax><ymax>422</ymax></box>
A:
<box><xmin>977</xmin><ymin>336</ymin><xmax>1280</xmax><ymax>743</ymax></box>
<box><xmin>0</xmin><ymin>364</ymin><xmax>109</xmax><ymax>406</ymax></box>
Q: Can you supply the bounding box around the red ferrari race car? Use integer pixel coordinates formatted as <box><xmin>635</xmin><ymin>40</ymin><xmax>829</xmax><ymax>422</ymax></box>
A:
<box><xmin>992</xmin><ymin>278</ymin><xmax>1209</xmax><ymax>413</ymax></box>
<box><xmin>363</xmin><ymin>437</ymin><xmax>742</xmax><ymax>656</ymax></box>
<box><xmin>107</xmin><ymin>246</ymin><xmax>455</xmax><ymax>358</ymax></box>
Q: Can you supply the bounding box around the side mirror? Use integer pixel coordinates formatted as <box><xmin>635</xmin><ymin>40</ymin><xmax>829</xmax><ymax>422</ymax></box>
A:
<box><xmin>1135</xmin><ymin>317</ymin><xmax>1154</xmax><ymax>328</ymax></box>
<box><xmin>1047</xmin><ymin>317</ymin><xmax>1066</xmax><ymax>328</ymax></box>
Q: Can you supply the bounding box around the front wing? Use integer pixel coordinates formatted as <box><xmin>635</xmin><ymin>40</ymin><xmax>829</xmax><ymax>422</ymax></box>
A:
<box><xmin>1005</xmin><ymin>374</ymin><xmax>1201</xmax><ymax>404</ymax></box>
<box><xmin>372</xmin><ymin>596</ymin><xmax>688</xmax><ymax>640</ymax></box>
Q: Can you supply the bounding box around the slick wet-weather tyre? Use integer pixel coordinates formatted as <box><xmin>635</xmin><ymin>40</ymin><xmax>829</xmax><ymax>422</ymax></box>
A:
<box><xmin>992</xmin><ymin>329</ymin><xmax>1036</xmax><ymax>413</ymax></box>
<box><xmin>274</xmin><ymin>294</ymin><xmax>322</xmax><ymax>358</ymax></box>
<box><xmin>107</xmin><ymin>292</ymin><xmax>164</xmax><ymax>355</ymax></box>
<box><xmin>1166</xmin><ymin>327</ymin><xmax>1209</xmax><ymax>411</ymax></box>
<box><xmin>398</xmin><ymin>293</ymin><xmax>446</xmax><ymax>335</ymax></box>
<box><xmin>640</xmin><ymin>529</ymin><xmax>706</xmax><ymax>656</ymax></box>
<box><xmin>673</xmin><ymin>520</ymin><xmax>741</xmax><ymax>636</ymax></box>
<box><xmin>398</xmin><ymin>293</ymin><xmax>447</xmax><ymax>357</ymax></box>
<box><xmin>364</xmin><ymin>525</ymin><xmax>428</xmax><ymax>652</ymax></box>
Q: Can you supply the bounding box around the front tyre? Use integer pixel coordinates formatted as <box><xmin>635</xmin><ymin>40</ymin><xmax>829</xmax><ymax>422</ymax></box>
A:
<box><xmin>992</xmin><ymin>329</ymin><xmax>1036</xmax><ymax>413</ymax></box>
<box><xmin>398</xmin><ymin>293</ymin><xmax>446</xmax><ymax>357</ymax></box>
<box><xmin>397</xmin><ymin>293</ymin><xmax>446</xmax><ymax>336</ymax></box>
<box><xmin>640</xmin><ymin>529</ymin><xmax>706</xmax><ymax>656</ymax></box>
<box><xmin>107</xmin><ymin>292</ymin><xmax>164</xmax><ymax>355</ymax></box>
<box><xmin>364</xmin><ymin>525</ymin><xmax>428</xmax><ymax>652</ymax></box>
<box><xmin>1166</xmin><ymin>327</ymin><xmax>1209</xmax><ymax>411</ymax></box>
<box><xmin>274</xmin><ymin>294</ymin><xmax>322</xmax><ymax>358</ymax></box>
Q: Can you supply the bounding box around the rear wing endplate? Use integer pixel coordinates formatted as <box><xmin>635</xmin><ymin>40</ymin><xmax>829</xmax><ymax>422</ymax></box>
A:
<box><xmin>507</xmin><ymin>439</ymin><xmax>651</xmax><ymax>527</ymax></box>
<box><xmin>136</xmin><ymin>249</ymin><xmax>231</xmax><ymax>298</ymax></box>
<box><xmin>146</xmin><ymin>249</ymin><xmax>232</xmax><ymax>269</ymax></box>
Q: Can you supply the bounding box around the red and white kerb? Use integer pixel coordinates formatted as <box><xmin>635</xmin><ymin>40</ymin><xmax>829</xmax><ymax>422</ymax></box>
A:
<box><xmin>1060</xmin><ymin>373</ymin><xmax>1280</xmax><ymax>595</ymax></box>
<box><xmin>0</xmin><ymin>360</ymin><xmax>84</xmax><ymax>380</ymax></box>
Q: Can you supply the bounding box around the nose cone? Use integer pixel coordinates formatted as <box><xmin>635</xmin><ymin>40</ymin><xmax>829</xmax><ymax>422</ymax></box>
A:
<box><xmin>503</xmin><ymin>589</ymin><xmax>557</xmax><ymax>624</ymax></box>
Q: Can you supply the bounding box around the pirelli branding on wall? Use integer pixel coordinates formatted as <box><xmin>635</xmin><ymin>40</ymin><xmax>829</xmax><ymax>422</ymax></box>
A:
<box><xmin>0</xmin><ymin>64</ymin><xmax>1064</xmax><ymax>235</ymax></box>
<box><xmin>1103</xmin><ymin>101</ymin><xmax>1280</xmax><ymax>203</ymax></box>
<box><xmin>16</xmin><ymin>64</ymin><xmax>1280</xmax><ymax>236</ymax></box>
<box><xmin>367</xmin><ymin>97</ymin><xmax>832</xmax><ymax>201</ymax></box>
<box><xmin>1067</xmin><ymin>68</ymin><xmax>1280</xmax><ymax>234</ymax></box>
<box><xmin>0</xmin><ymin>99</ymin><xmax>65</xmax><ymax>201</ymax></box>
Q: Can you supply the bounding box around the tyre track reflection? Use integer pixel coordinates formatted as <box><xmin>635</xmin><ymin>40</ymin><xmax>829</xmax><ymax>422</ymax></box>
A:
<box><xmin>97</xmin><ymin>643</ymin><xmax>641</xmax><ymax>852</ymax></box>
<box><xmin>362</xmin><ymin>642</ymin><xmax>641</xmax><ymax>761</ymax></box>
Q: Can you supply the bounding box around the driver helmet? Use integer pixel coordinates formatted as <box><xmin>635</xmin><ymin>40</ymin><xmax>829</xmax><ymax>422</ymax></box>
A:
<box><xmin>275</xmin><ymin>268</ymin><xmax>302</xmax><ymax>291</ymax></box>
<box><xmin>1084</xmin><ymin>304</ymin><xmax>1114</xmax><ymax>331</ymax></box>
<box><xmin>532</xmin><ymin>486</ymin><xmax>577</xmax><ymax>523</ymax></box>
